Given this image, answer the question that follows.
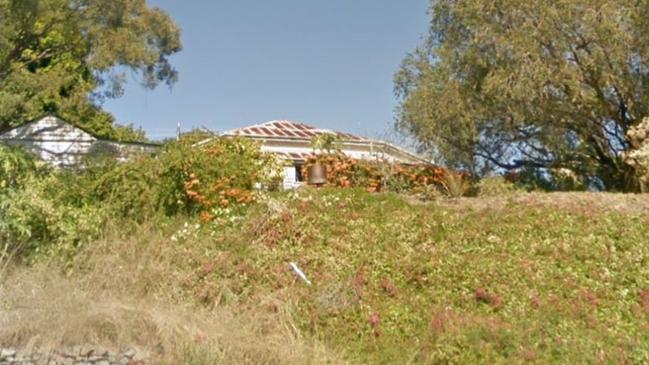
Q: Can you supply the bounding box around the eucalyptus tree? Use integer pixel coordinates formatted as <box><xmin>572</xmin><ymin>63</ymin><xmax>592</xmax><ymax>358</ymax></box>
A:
<box><xmin>0</xmin><ymin>0</ymin><xmax>181</xmax><ymax>139</ymax></box>
<box><xmin>396</xmin><ymin>0</ymin><xmax>649</xmax><ymax>190</ymax></box>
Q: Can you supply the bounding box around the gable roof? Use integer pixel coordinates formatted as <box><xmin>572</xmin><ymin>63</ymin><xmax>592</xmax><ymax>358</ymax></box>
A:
<box><xmin>221</xmin><ymin>120</ymin><xmax>369</xmax><ymax>142</ymax></box>
<box><xmin>0</xmin><ymin>115</ymin><xmax>97</xmax><ymax>142</ymax></box>
<box><xmin>0</xmin><ymin>115</ymin><xmax>160</xmax><ymax>147</ymax></box>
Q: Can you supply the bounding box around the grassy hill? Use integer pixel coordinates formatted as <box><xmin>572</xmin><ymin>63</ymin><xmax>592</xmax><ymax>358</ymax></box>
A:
<box><xmin>2</xmin><ymin>189</ymin><xmax>649</xmax><ymax>364</ymax></box>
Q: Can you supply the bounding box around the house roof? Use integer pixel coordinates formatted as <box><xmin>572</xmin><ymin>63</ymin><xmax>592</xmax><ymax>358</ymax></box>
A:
<box><xmin>193</xmin><ymin>119</ymin><xmax>431</xmax><ymax>165</ymax></box>
<box><xmin>0</xmin><ymin>115</ymin><xmax>160</xmax><ymax>147</ymax></box>
<box><xmin>221</xmin><ymin>120</ymin><xmax>369</xmax><ymax>142</ymax></box>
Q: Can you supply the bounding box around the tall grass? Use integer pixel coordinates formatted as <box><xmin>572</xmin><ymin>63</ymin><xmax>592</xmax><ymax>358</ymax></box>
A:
<box><xmin>3</xmin><ymin>173</ymin><xmax>649</xmax><ymax>364</ymax></box>
<box><xmin>0</xmin><ymin>224</ymin><xmax>344</xmax><ymax>364</ymax></box>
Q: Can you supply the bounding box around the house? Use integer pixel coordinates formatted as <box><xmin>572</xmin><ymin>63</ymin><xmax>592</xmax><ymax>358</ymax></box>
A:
<box><xmin>207</xmin><ymin>120</ymin><xmax>430</xmax><ymax>189</ymax></box>
<box><xmin>0</xmin><ymin>115</ymin><xmax>159</xmax><ymax>167</ymax></box>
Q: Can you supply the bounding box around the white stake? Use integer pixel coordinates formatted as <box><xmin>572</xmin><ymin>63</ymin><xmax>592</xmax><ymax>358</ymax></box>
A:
<box><xmin>289</xmin><ymin>262</ymin><xmax>312</xmax><ymax>286</ymax></box>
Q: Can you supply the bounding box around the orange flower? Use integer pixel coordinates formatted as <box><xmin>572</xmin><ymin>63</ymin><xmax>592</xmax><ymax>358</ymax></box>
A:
<box><xmin>199</xmin><ymin>211</ymin><xmax>215</xmax><ymax>223</ymax></box>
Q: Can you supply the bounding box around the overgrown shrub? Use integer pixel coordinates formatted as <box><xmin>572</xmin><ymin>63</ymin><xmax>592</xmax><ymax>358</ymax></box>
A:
<box><xmin>91</xmin><ymin>158</ymin><xmax>158</xmax><ymax>221</ymax></box>
<box><xmin>0</xmin><ymin>137</ymin><xmax>284</xmax><ymax>260</ymax></box>
<box><xmin>301</xmin><ymin>153</ymin><xmax>467</xmax><ymax>197</ymax></box>
<box><xmin>0</xmin><ymin>175</ymin><xmax>108</xmax><ymax>260</ymax></box>
<box><xmin>476</xmin><ymin>176</ymin><xmax>517</xmax><ymax>196</ymax></box>
<box><xmin>0</xmin><ymin>144</ymin><xmax>42</xmax><ymax>190</ymax></box>
<box><xmin>439</xmin><ymin>171</ymin><xmax>473</xmax><ymax>197</ymax></box>
<box><xmin>157</xmin><ymin>137</ymin><xmax>284</xmax><ymax>219</ymax></box>
<box><xmin>71</xmin><ymin>136</ymin><xmax>283</xmax><ymax>220</ymax></box>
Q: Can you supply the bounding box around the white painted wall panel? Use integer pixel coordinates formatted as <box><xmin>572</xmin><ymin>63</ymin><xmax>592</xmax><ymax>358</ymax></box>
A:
<box><xmin>1</xmin><ymin>116</ymin><xmax>158</xmax><ymax>167</ymax></box>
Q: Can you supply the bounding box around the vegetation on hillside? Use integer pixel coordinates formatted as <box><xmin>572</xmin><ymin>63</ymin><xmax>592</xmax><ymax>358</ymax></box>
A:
<box><xmin>3</xmin><ymin>1</ymin><xmax>649</xmax><ymax>363</ymax></box>
<box><xmin>2</xmin><ymin>140</ymin><xmax>648</xmax><ymax>363</ymax></box>
<box><xmin>2</xmin><ymin>186</ymin><xmax>649</xmax><ymax>364</ymax></box>
<box><xmin>0</xmin><ymin>136</ymin><xmax>284</xmax><ymax>262</ymax></box>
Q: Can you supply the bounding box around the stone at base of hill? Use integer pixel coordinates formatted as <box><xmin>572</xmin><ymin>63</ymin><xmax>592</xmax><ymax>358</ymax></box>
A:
<box><xmin>0</xmin><ymin>348</ymin><xmax>145</xmax><ymax>365</ymax></box>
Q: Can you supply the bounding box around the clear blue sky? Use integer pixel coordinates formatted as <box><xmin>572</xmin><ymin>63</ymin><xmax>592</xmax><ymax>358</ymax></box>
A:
<box><xmin>103</xmin><ymin>1</ymin><xmax>430</xmax><ymax>141</ymax></box>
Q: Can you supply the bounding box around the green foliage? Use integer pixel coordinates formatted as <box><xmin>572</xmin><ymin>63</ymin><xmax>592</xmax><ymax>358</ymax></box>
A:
<box><xmin>0</xmin><ymin>144</ymin><xmax>40</xmax><ymax>190</ymax></box>
<box><xmin>4</xmin><ymin>167</ymin><xmax>649</xmax><ymax>363</ymax></box>
<box><xmin>0</xmin><ymin>0</ymin><xmax>181</xmax><ymax>137</ymax></box>
<box><xmin>439</xmin><ymin>171</ymin><xmax>473</xmax><ymax>198</ymax></box>
<box><xmin>109</xmin><ymin>123</ymin><xmax>148</xmax><ymax>143</ymax></box>
<box><xmin>171</xmin><ymin>136</ymin><xmax>284</xmax><ymax>217</ymax></box>
<box><xmin>0</xmin><ymin>175</ymin><xmax>107</xmax><ymax>260</ymax></box>
<box><xmin>0</xmin><ymin>137</ymin><xmax>284</xmax><ymax>258</ymax></box>
<box><xmin>301</xmin><ymin>153</ymin><xmax>469</xmax><ymax>197</ymax></box>
<box><xmin>163</xmin><ymin>189</ymin><xmax>649</xmax><ymax>364</ymax></box>
<box><xmin>91</xmin><ymin>158</ymin><xmax>158</xmax><ymax>220</ymax></box>
<box><xmin>476</xmin><ymin>176</ymin><xmax>517</xmax><ymax>197</ymax></box>
<box><xmin>310</xmin><ymin>134</ymin><xmax>341</xmax><ymax>153</ymax></box>
<box><xmin>395</xmin><ymin>0</ymin><xmax>649</xmax><ymax>191</ymax></box>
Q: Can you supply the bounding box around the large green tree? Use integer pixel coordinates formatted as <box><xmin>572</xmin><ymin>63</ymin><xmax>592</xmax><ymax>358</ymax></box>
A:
<box><xmin>0</xmin><ymin>0</ymin><xmax>181</xmax><ymax>139</ymax></box>
<box><xmin>395</xmin><ymin>0</ymin><xmax>649</xmax><ymax>190</ymax></box>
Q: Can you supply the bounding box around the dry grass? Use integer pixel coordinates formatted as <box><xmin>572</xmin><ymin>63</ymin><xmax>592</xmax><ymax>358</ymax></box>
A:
<box><xmin>0</xmin><ymin>226</ymin><xmax>344</xmax><ymax>365</ymax></box>
<box><xmin>5</xmin><ymin>190</ymin><xmax>648</xmax><ymax>364</ymax></box>
<box><xmin>434</xmin><ymin>191</ymin><xmax>649</xmax><ymax>215</ymax></box>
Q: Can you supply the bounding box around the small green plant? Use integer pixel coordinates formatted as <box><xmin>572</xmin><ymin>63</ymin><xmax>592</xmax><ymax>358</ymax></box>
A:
<box><xmin>476</xmin><ymin>176</ymin><xmax>517</xmax><ymax>196</ymax></box>
<box><xmin>439</xmin><ymin>171</ymin><xmax>472</xmax><ymax>197</ymax></box>
<box><xmin>311</xmin><ymin>134</ymin><xmax>340</xmax><ymax>153</ymax></box>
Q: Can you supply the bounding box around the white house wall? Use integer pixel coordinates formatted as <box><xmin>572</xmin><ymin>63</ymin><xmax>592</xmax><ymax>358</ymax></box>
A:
<box><xmin>0</xmin><ymin>116</ymin><xmax>159</xmax><ymax>167</ymax></box>
<box><xmin>0</xmin><ymin>116</ymin><xmax>96</xmax><ymax>142</ymax></box>
<box><xmin>255</xmin><ymin>140</ymin><xmax>427</xmax><ymax>189</ymax></box>
<box><xmin>259</xmin><ymin>140</ymin><xmax>422</xmax><ymax>164</ymax></box>
<box><xmin>0</xmin><ymin>116</ymin><xmax>97</xmax><ymax>167</ymax></box>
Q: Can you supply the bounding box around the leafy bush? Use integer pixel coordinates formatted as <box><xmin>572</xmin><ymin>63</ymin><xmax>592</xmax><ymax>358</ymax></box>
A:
<box><xmin>91</xmin><ymin>158</ymin><xmax>158</xmax><ymax>221</ymax></box>
<box><xmin>301</xmin><ymin>153</ymin><xmax>466</xmax><ymax>196</ymax></box>
<box><xmin>0</xmin><ymin>175</ymin><xmax>107</xmax><ymax>260</ymax></box>
<box><xmin>69</xmin><ymin>136</ymin><xmax>283</xmax><ymax>220</ymax></box>
<box><xmin>476</xmin><ymin>176</ymin><xmax>517</xmax><ymax>196</ymax></box>
<box><xmin>1</xmin><ymin>136</ymin><xmax>283</xmax><ymax>260</ymax></box>
<box><xmin>0</xmin><ymin>144</ymin><xmax>41</xmax><ymax>190</ymax></box>
<box><xmin>157</xmin><ymin>137</ymin><xmax>284</xmax><ymax>218</ymax></box>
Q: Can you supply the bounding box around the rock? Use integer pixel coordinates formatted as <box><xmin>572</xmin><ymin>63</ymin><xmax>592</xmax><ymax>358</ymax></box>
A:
<box><xmin>0</xmin><ymin>347</ymin><xmax>147</xmax><ymax>365</ymax></box>
<box><xmin>122</xmin><ymin>349</ymin><xmax>136</xmax><ymax>359</ymax></box>
<box><xmin>64</xmin><ymin>346</ymin><xmax>81</xmax><ymax>358</ymax></box>
<box><xmin>79</xmin><ymin>346</ymin><xmax>94</xmax><ymax>358</ymax></box>
<box><xmin>92</xmin><ymin>348</ymin><xmax>109</xmax><ymax>357</ymax></box>
<box><xmin>0</xmin><ymin>349</ymin><xmax>16</xmax><ymax>358</ymax></box>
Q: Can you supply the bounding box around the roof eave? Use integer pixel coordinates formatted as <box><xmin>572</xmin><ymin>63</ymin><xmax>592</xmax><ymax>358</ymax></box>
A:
<box><xmin>196</xmin><ymin>134</ymin><xmax>431</xmax><ymax>164</ymax></box>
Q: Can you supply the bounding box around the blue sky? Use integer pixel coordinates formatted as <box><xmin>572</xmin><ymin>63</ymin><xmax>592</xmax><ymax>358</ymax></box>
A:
<box><xmin>103</xmin><ymin>1</ymin><xmax>430</xmax><ymax>141</ymax></box>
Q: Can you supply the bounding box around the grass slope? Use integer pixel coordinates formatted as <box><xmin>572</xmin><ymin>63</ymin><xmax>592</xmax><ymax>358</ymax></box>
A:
<box><xmin>2</xmin><ymin>189</ymin><xmax>649</xmax><ymax>364</ymax></box>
